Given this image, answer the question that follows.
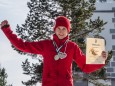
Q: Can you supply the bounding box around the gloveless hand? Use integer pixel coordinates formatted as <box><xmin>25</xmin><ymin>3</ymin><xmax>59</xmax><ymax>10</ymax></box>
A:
<box><xmin>101</xmin><ymin>51</ymin><xmax>108</xmax><ymax>60</ymax></box>
<box><xmin>0</xmin><ymin>20</ymin><xmax>9</xmax><ymax>28</ymax></box>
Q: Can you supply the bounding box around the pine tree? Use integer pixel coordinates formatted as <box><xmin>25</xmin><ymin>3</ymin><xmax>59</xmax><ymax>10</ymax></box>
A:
<box><xmin>12</xmin><ymin>0</ymin><xmax>112</xmax><ymax>85</ymax></box>
<box><xmin>0</xmin><ymin>66</ymin><xmax>13</xmax><ymax>86</ymax></box>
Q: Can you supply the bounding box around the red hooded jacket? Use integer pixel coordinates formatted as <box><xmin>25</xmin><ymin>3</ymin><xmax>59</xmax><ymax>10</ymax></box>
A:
<box><xmin>1</xmin><ymin>26</ymin><xmax>104</xmax><ymax>86</ymax></box>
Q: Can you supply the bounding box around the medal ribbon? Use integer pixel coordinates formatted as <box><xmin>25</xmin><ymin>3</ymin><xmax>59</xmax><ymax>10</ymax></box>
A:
<box><xmin>53</xmin><ymin>39</ymin><xmax>69</xmax><ymax>54</ymax></box>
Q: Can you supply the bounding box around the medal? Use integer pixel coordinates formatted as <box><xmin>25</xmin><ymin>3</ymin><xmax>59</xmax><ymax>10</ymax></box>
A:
<box><xmin>58</xmin><ymin>52</ymin><xmax>67</xmax><ymax>59</ymax></box>
<box><xmin>53</xmin><ymin>39</ymin><xmax>68</xmax><ymax>61</ymax></box>
<box><xmin>54</xmin><ymin>55</ymin><xmax>59</xmax><ymax>60</ymax></box>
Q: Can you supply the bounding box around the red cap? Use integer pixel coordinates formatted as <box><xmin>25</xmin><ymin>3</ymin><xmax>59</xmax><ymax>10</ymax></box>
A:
<box><xmin>53</xmin><ymin>16</ymin><xmax>71</xmax><ymax>33</ymax></box>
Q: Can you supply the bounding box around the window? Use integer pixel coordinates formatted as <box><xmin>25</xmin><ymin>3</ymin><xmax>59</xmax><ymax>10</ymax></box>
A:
<box><xmin>112</xmin><ymin>45</ymin><xmax>115</xmax><ymax>50</ymax></box>
<box><xmin>99</xmin><ymin>0</ymin><xmax>107</xmax><ymax>2</ymax></box>
<box><xmin>97</xmin><ymin>0</ymin><xmax>115</xmax><ymax>3</ymax></box>
<box><xmin>112</xmin><ymin>35</ymin><xmax>115</xmax><ymax>39</ymax></box>
<box><xmin>112</xmin><ymin>18</ymin><xmax>115</xmax><ymax>23</ymax></box>
<box><xmin>110</xmin><ymin>29</ymin><xmax>115</xmax><ymax>33</ymax></box>
<box><xmin>112</xmin><ymin>7</ymin><xmax>115</xmax><ymax>11</ymax></box>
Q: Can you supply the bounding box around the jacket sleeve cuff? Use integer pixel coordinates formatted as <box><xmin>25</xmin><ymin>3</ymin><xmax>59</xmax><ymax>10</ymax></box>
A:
<box><xmin>1</xmin><ymin>25</ymin><xmax>10</xmax><ymax>29</ymax></box>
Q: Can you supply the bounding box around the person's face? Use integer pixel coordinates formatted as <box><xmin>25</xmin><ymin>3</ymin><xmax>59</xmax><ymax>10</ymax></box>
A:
<box><xmin>55</xmin><ymin>26</ymin><xmax>68</xmax><ymax>39</ymax></box>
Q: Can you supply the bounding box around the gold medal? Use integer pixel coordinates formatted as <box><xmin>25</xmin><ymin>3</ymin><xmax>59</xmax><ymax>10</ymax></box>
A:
<box><xmin>54</xmin><ymin>55</ymin><xmax>59</xmax><ymax>60</ymax></box>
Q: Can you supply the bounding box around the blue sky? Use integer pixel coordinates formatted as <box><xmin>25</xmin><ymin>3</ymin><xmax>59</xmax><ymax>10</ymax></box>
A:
<box><xmin>0</xmin><ymin>0</ymin><xmax>41</xmax><ymax>86</ymax></box>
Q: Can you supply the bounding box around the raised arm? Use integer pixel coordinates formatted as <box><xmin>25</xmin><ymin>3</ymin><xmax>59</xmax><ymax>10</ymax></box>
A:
<box><xmin>73</xmin><ymin>44</ymin><xmax>105</xmax><ymax>74</ymax></box>
<box><xmin>0</xmin><ymin>20</ymin><xmax>45</xmax><ymax>55</ymax></box>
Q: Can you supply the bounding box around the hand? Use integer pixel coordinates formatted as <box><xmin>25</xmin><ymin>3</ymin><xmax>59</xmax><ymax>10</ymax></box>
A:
<box><xmin>0</xmin><ymin>20</ymin><xmax>9</xmax><ymax>28</ymax></box>
<box><xmin>101</xmin><ymin>51</ymin><xmax>108</xmax><ymax>60</ymax></box>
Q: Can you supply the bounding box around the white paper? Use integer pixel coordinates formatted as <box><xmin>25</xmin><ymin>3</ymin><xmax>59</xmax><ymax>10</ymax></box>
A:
<box><xmin>86</xmin><ymin>38</ymin><xmax>105</xmax><ymax>64</ymax></box>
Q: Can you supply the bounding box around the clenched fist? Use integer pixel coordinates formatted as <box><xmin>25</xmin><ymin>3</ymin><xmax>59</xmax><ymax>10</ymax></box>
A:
<box><xmin>0</xmin><ymin>20</ymin><xmax>9</xmax><ymax>29</ymax></box>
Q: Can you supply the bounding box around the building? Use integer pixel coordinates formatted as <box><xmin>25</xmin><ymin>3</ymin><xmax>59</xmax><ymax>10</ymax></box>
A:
<box><xmin>95</xmin><ymin>0</ymin><xmax>115</xmax><ymax>86</ymax></box>
<box><xmin>74</xmin><ymin>0</ymin><xmax>115</xmax><ymax>86</ymax></box>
